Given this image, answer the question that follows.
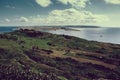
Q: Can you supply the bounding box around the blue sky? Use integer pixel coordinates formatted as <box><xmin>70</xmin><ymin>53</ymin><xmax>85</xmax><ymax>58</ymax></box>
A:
<box><xmin>0</xmin><ymin>0</ymin><xmax>120</xmax><ymax>27</ymax></box>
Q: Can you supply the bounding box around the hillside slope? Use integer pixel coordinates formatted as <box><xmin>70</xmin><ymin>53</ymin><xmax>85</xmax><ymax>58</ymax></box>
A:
<box><xmin>0</xmin><ymin>29</ymin><xmax>120</xmax><ymax>80</ymax></box>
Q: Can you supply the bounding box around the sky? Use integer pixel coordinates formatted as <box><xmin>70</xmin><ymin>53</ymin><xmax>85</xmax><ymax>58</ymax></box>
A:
<box><xmin>0</xmin><ymin>0</ymin><xmax>120</xmax><ymax>27</ymax></box>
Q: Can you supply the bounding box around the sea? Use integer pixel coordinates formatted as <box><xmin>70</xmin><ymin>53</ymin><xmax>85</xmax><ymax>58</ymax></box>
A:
<box><xmin>0</xmin><ymin>27</ymin><xmax>18</xmax><ymax>33</ymax></box>
<box><xmin>0</xmin><ymin>27</ymin><xmax>120</xmax><ymax>44</ymax></box>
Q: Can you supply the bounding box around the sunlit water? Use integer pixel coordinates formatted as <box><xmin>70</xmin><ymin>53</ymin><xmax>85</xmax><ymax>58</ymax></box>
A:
<box><xmin>46</xmin><ymin>28</ymin><xmax>120</xmax><ymax>44</ymax></box>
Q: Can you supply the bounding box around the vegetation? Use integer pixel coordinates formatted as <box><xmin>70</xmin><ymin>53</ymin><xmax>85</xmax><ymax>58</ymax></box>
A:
<box><xmin>0</xmin><ymin>29</ymin><xmax>120</xmax><ymax>80</ymax></box>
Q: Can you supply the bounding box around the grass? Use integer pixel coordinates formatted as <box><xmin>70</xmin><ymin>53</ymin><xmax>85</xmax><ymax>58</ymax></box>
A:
<box><xmin>0</xmin><ymin>39</ymin><xmax>23</xmax><ymax>55</ymax></box>
<box><xmin>19</xmin><ymin>36</ymin><xmax>50</xmax><ymax>49</ymax></box>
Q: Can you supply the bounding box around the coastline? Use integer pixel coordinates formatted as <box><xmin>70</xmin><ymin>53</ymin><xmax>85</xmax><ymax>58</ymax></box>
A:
<box><xmin>0</xmin><ymin>29</ymin><xmax>120</xmax><ymax>80</ymax></box>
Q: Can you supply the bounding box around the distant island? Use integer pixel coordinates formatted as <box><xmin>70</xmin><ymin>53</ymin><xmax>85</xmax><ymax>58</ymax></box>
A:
<box><xmin>16</xmin><ymin>25</ymin><xmax>100</xmax><ymax>31</ymax></box>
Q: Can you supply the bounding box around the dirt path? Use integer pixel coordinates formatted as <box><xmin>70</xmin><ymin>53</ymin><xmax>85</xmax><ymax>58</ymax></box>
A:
<box><xmin>71</xmin><ymin>50</ymin><xmax>106</xmax><ymax>57</ymax></box>
<box><xmin>50</xmin><ymin>50</ymin><xmax>116</xmax><ymax>69</ymax></box>
<box><xmin>70</xmin><ymin>57</ymin><xmax>116</xmax><ymax>69</ymax></box>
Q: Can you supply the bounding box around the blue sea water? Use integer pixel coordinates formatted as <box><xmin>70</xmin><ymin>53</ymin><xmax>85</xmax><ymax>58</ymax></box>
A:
<box><xmin>47</xmin><ymin>27</ymin><xmax>120</xmax><ymax>44</ymax></box>
<box><xmin>0</xmin><ymin>27</ymin><xmax>17</xmax><ymax>33</ymax></box>
<box><xmin>0</xmin><ymin>27</ymin><xmax>120</xmax><ymax>44</ymax></box>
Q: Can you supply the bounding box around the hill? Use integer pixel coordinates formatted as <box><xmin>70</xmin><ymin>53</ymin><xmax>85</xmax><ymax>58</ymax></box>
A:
<box><xmin>0</xmin><ymin>29</ymin><xmax>120</xmax><ymax>80</ymax></box>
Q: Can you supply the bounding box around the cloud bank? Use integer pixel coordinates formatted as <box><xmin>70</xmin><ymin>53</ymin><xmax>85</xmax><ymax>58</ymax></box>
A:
<box><xmin>105</xmin><ymin>0</ymin><xmax>120</xmax><ymax>5</ymax></box>
<box><xmin>24</xmin><ymin>8</ymin><xmax>108</xmax><ymax>25</ymax></box>
<box><xmin>2</xmin><ymin>8</ymin><xmax>108</xmax><ymax>25</ymax></box>
<box><xmin>46</xmin><ymin>8</ymin><xmax>108</xmax><ymax>24</ymax></box>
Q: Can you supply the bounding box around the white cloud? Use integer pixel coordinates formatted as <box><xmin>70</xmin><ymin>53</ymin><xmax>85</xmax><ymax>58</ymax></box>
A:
<box><xmin>47</xmin><ymin>8</ymin><xmax>108</xmax><ymax>24</ymax></box>
<box><xmin>0</xmin><ymin>18</ymin><xmax>10</xmax><ymax>23</ymax></box>
<box><xmin>35</xmin><ymin>0</ymin><xmax>52</xmax><ymax>7</ymax></box>
<box><xmin>28</xmin><ymin>8</ymin><xmax>109</xmax><ymax>25</ymax></box>
<box><xmin>5</xmin><ymin>19</ymin><xmax>10</xmax><ymax>22</ymax></box>
<box><xmin>105</xmin><ymin>0</ymin><xmax>120</xmax><ymax>5</ymax></box>
<box><xmin>58</xmin><ymin>0</ymin><xmax>89</xmax><ymax>8</ymax></box>
<box><xmin>19</xmin><ymin>17</ymin><xmax>29</xmax><ymax>22</ymax></box>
